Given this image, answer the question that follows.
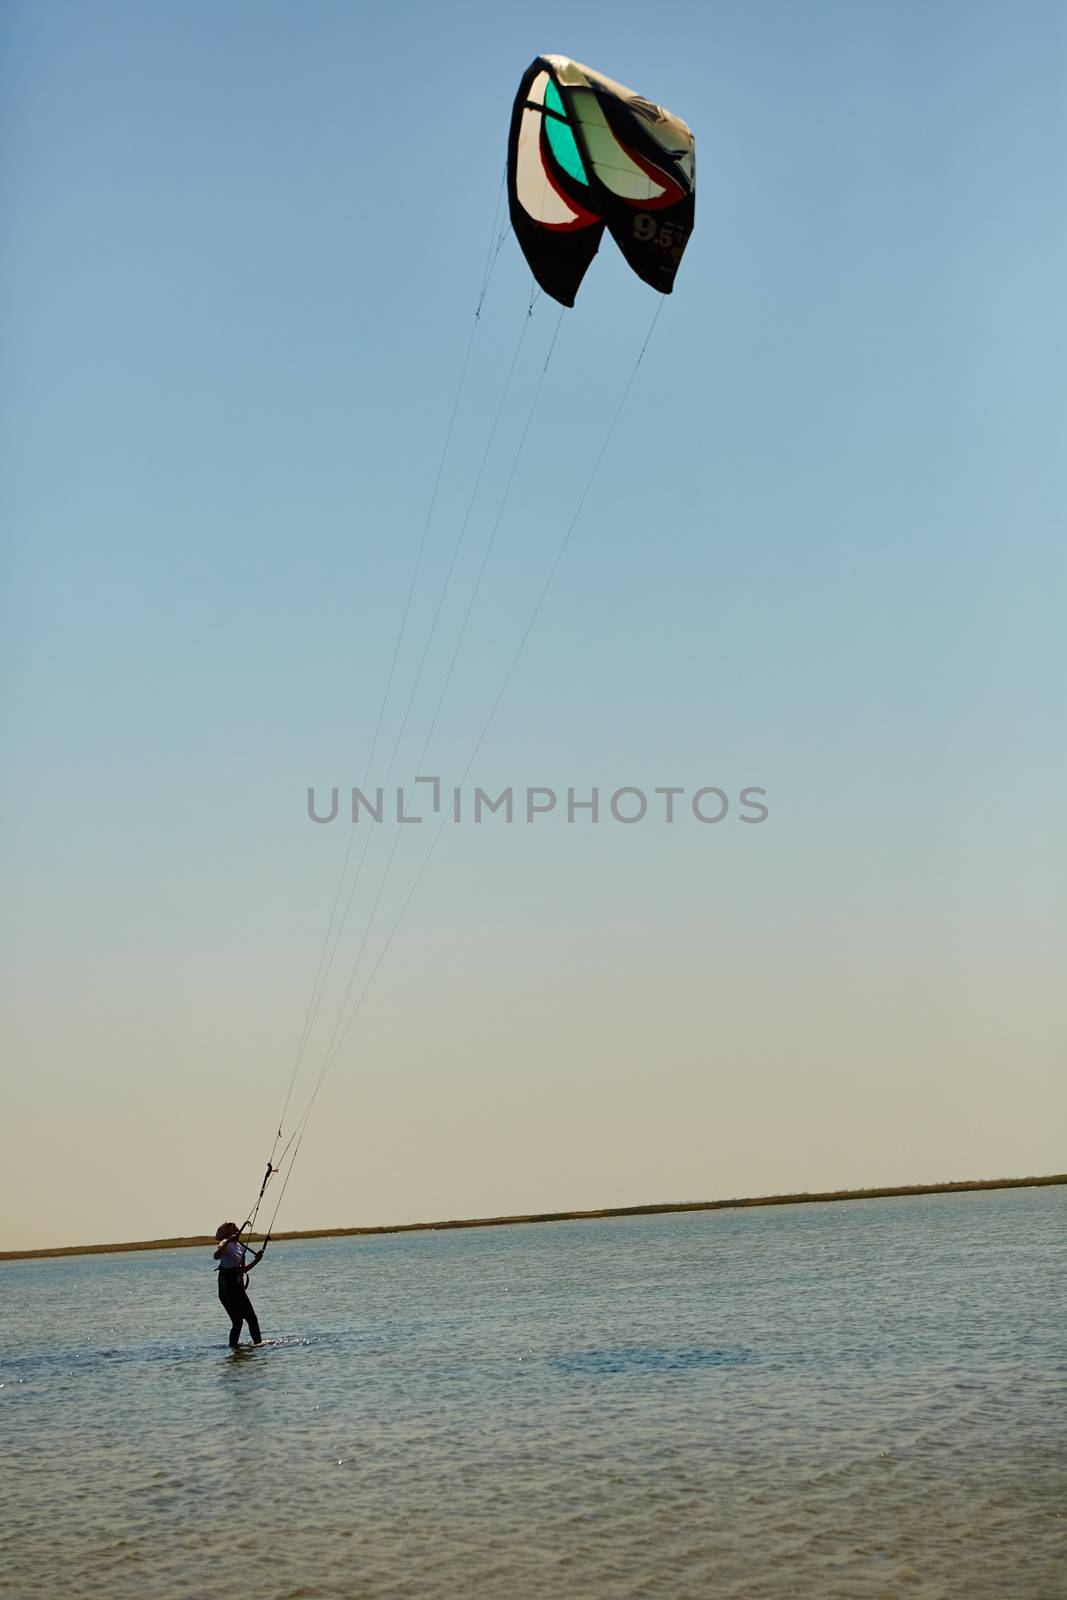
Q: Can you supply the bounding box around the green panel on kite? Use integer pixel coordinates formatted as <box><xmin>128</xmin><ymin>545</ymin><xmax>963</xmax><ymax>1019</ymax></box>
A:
<box><xmin>543</xmin><ymin>78</ymin><xmax>566</xmax><ymax>115</ymax></box>
<box><xmin>543</xmin><ymin>80</ymin><xmax>590</xmax><ymax>185</ymax></box>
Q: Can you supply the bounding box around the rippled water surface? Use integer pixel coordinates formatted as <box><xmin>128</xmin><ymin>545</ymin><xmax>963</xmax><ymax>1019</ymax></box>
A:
<box><xmin>2</xmin><ymin>1188</ymin><xmax>1065</xmax><ymax>1599</ymax></box>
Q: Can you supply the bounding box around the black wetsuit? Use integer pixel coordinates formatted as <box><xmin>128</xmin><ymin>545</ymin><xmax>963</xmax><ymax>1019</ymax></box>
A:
<box><xmin>218</xmin><ymin>1266</ymin><xmax>261</xmax><ymax>1348</ymax></box>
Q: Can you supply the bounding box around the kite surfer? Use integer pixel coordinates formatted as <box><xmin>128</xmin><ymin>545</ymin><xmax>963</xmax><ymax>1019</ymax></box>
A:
<box><xmin>213</xmin><ymin>1221</ymin><xmax>264</xmax><ymax>1348</ymax></box>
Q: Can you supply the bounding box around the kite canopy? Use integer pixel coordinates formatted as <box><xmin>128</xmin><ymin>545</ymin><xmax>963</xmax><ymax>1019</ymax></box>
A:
<box><xmin>507</xmin><ymin>54</ymin><xmax>696</xmax><ymax>307</ymax></box>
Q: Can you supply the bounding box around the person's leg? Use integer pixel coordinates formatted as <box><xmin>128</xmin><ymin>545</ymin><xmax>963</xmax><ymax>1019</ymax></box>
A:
<box><xmin>237</xmin><ymin>1286</ymin><xmax>262</xmax><ymax>1344</ymax></box>
<box><xmin>218</xmin><ymin>1275</ymin><xmax>244</xmax><ymax>1348</ymax></box>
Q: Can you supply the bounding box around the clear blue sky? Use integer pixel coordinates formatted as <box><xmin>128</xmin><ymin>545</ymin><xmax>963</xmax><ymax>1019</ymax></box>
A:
<box><xmin>3</xmin><ymin>0</ymin><xmax>1064</xmax><ymax>1248</ymax></box>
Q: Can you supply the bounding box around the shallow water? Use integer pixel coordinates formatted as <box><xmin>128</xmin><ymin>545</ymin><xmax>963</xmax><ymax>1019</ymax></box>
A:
<box><xmin>2</xmin><ymin>1188</ymin><xmax>1064</xmax><ymax>1599</ymax></box>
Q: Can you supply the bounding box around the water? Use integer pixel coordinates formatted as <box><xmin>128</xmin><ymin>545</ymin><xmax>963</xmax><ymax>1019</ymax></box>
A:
<box><xmin>2</xmin><ymin>1188</ymin><xmax>1064</xmax><ymax>1599</ymax></box>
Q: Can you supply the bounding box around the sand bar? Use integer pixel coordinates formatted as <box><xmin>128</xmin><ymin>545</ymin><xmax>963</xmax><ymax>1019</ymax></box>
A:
<box><xmin>3</xmin><ymin>1173</ymin><xmax>1063</xmax><ymax>1261</ymax></box>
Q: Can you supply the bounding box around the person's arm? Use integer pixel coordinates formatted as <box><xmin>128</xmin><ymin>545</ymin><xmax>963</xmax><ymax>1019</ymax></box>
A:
<box><xmin>245</xmin><ymin>1249</ymin><xmax>264</xmax><ymax>1271</ymax></box>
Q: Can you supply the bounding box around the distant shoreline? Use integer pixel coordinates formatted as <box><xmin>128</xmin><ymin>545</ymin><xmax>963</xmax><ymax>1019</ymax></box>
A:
<box><xmin>3</xmin><ymin>1173</ymin><xmax>1063</xmax><ymax>1262</ymax></box>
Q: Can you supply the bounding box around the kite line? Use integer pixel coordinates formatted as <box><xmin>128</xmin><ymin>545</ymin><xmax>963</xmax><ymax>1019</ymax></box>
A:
<box><xmin>259</xmin><ymin>300</ymin><xmax>664</xmax><ymax>1241</ymax></box>
<box><xmin>238</xmin><ymin>170</ymin><xmax>513</xmax><ymax>1244</ymax></box>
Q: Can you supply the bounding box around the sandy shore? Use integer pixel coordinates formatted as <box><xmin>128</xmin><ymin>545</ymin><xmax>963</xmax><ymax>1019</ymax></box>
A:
<box><xmin>2</xmin><ymin>1173</ymin><xmax>1063</xmax><ymax>1261</ymax></box>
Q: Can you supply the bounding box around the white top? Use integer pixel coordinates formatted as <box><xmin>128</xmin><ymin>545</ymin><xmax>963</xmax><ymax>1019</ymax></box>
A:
<box><xmin>217</xmin><ymin>1238</ymin><xmax>247</xmax><ymax>1271</ymax></box>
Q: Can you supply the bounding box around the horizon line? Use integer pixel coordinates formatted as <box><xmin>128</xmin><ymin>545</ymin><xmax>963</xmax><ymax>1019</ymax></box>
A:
<box><xmin>3</xmin><ymin>1172</ymin><xmax>1064</xmax><ymax>1262</ymax></box>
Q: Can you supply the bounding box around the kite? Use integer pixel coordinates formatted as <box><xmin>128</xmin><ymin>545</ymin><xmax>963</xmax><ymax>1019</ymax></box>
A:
<box><xmin>508</xmin><ymin>54</ymin><xmax>696</xmax><ymax>307</ymax></box>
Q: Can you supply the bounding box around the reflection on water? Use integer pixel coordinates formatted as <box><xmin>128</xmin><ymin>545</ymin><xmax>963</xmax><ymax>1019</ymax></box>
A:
<box><xmin>2</xmin><ymin>1187</ymin><xmax>1064</xmax><ymax>1599</ymax></box>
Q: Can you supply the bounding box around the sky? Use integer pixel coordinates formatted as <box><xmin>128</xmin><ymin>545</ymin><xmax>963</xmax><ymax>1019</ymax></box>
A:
<box><xmin>2</xmin><ymin>0</ymin><xmax>1064</xmax><ymax>1251</ymax></box>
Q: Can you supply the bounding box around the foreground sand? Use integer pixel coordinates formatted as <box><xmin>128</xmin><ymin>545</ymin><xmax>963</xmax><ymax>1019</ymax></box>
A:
<box><xmin>2</xmin><ymin>1173</ymin><xmax>1063</xmax><ymax>1260</ymax></box>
